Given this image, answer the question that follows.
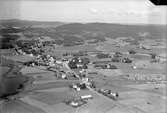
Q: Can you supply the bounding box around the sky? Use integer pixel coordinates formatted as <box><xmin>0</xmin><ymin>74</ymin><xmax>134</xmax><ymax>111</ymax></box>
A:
<box><xmin>0</xmin><ymin>0</ymin><xmax>166</xmax><ymax>24</ymax></box>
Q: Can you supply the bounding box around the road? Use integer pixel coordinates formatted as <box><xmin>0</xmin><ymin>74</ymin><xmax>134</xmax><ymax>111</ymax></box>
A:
<box><xmin>62</xmin><ymin>61</ymin><xmax>147</xmax><ymax>113</ymax></box>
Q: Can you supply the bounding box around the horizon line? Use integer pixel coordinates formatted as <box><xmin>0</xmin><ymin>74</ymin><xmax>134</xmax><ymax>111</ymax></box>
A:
<box><xmin>0</xmin><ymin>18</ymin><xmax>166</xmax><ymax>26</ymax></box>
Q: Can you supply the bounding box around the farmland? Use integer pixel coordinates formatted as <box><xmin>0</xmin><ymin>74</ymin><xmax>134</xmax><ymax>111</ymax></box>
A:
<box><xmin>0</xmin><ymin>20</ymin><xmax>167</xmax><ymax>113</ymax></box>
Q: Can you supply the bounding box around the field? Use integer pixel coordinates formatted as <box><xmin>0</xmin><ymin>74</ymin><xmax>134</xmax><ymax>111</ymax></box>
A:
<box><xmin>0</xmin><ymin>20</ymin><xmax>167</xmax><ymax>113</ymax></box>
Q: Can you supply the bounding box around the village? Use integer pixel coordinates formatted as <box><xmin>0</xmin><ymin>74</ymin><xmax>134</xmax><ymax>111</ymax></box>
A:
<box><xmin>1</xmin><ymin>31</ymin><xmax>166</xmax><ymax>113</ymax></box>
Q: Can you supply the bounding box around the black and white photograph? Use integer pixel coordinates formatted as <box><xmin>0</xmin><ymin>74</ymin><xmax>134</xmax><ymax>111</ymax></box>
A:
<box><xmin>0</xmin><ymin>0</ymin><xmax>167</xmax><ymax>113</ymax></box>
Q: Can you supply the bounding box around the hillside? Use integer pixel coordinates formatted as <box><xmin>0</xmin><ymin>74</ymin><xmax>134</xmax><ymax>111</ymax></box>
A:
<box><xmin>0</xmin><ymin>19</ymin><xmax>166</xmax><ymax>47</ymax></box>
<box><xmin>55</xmin><ymin>22</ymin><xmax>166</xmax><ymax>39</ymax></box>
<box><xmin>0</xmin><ymin>19</ymin><xmax>64</xmax><ymax>28</ymax></box>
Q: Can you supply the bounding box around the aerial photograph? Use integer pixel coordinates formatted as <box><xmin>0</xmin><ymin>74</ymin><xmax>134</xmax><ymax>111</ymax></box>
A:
<box><xmin>0</xmin><ymin>0</ymin><xmax>166</xmax><ymax>113</ymax></box>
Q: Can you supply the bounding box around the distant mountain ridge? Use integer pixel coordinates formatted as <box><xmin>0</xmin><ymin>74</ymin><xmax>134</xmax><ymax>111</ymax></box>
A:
<box><xmin>0</xmin><ymin>19</ymin><xmax>166</xmax><ymax>47</ymax></box>
<box><xmin>0</xmin><ymin>19</ymin><xmax>166</xmax><ymax>27</ymax></box>
<box><xmin>0</xmin><ymin>19</ymin><xmax>65</xmax><ymax>28</ymax></box>
<box><xmin>55</xmin><ymin>22</ymin><xmax>166</xmax><ymax>39</ymax></box>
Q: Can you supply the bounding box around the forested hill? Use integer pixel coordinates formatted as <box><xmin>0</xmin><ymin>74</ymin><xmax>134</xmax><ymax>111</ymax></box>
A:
<box><xmin>0</xmin><ymin>19</ymin><xmax>166</xmax><ymax>47</ymax></box>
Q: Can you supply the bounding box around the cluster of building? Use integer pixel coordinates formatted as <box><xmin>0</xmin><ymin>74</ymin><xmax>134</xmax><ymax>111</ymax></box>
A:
<box><xmin>111</xmin><ymin>52</ymin><xmax>133</xmax><ymax>63</ymax></box>
<box><xmin>94</xmin><ymin>51</ymin><xmax>133</xmax><ymax>64</ymax></box>
<box><xmin>65</xmin><ymin>94</ymin><xmax>93</xmax><ymax>108</ymax></box>
<box><xmin>94</xmin><ymin>63</ymin><xmax>117</xmax><ymax>69</ymax></box>
<box><xmin>68</xmin><ymin>57</ymin><xmax>90</xmax><ymax>69</ymax></box>
<box><xmin>71</xmin><ymin>76</ymin><xmax>96</xmax><ymax>91</ymax></box>
<box><xmin>97</xmin><ymin>89</ymin><xmax>119</xmax><ymax>100</ymax></box>
<box><xmin>24</xmin><ymin>54</ymin><xmax>56</xmax><ymax>67</ymax></box>
<box><xmin>10</xmin><ymin>37</ymin><xmax>121</xmax><ymax>108</ymax></box>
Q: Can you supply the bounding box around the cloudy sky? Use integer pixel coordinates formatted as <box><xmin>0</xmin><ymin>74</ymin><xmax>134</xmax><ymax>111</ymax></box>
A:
<box><xmin>0</xmin><ymin>0</ymin><xmax>166</xmax><ymax>24</ymax></box>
